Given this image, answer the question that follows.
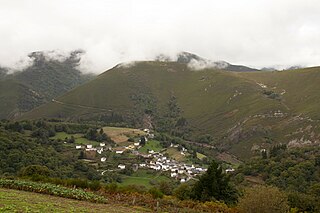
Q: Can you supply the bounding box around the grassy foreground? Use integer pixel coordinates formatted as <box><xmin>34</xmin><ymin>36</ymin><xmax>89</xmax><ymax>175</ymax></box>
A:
<box><xmin>0</xmin><ymin>188</ymin><xmax>147</xmax><ymax>213</ymax></box>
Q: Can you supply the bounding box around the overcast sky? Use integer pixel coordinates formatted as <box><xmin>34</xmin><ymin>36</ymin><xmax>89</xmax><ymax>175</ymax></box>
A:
<box><xmin>1</xmin><ymin>0</ymin><xmax>320</xmax><ymax>72</ymax></box>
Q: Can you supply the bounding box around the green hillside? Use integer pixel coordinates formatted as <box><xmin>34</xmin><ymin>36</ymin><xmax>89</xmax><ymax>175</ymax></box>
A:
<box><xmin>0</xmin><ymin>51</ymin><xmax>95</xmax><ymax>119</ymax></box>
<box><xmin>13</xmin><ymin>50</ymin><xmax>94</xmax><ymax>100</ymax></box>
<box><xmin>0</xmin><ymin>79</ymin><xmax>45</xmax><ymax>119</ymax></box>
<box><xmin>21</xmin><ymin>62</ymin><xmax>320</xmax><ymax>159</ymax></box>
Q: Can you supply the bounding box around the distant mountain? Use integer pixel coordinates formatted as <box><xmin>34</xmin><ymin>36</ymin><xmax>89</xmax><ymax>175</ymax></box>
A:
<box><xmin>0</xmin><ymin>50</ymin><xmax>95</xmax><ymax>119</ymax></box>
<box><xmin>0</xmin><ymin>67</ymin><xmax>8</xmax><ymax>79</ymax></box>
<box><xmin>175</xmin><ymin>52</ymin><xmax>259</xmax><ymax>72</ymax></box>
<box><xmin>13</xmin><ymin>50</ymin><xmax>94</xmax><ymax>100</ymax></box>
<box><xmin>261</xmin><ymin>67</ymin><xmax>277</xmax><ymax>71</ymax></box>
<box><xmin>21</xmin><ymin>61</ymin><xmax>320</xmax><ymax>159</ymax></box>
<box><xmin>285</xmin><ymin>65</ymin><xmax>304</xmax><ymax>70</ymax></box>
<box><xmin>0</xmin><ymin>79</ymin><xmax>45</xmax><ymax>119</ymax></box>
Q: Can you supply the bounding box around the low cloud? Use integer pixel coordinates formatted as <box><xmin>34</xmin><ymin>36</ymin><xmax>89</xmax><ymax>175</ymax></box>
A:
<box><xmin>1</xmin><ymin>0</ymin><xmax>320</xmax><ymax>73</ymax></box>
<box><xmin>187</xmin><ymin>59</ymin><xmax>229</xmax><ymax>71</ymax></box>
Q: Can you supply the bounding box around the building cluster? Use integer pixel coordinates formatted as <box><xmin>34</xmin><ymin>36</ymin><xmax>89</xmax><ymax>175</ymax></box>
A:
<box><xmin>74</xmin><ymin>128</ymin><xmax>209</xmax><ymax>182</ymax></box>
<box><xmin>140</xmin><ymin>150</ymin><xmax>207</xmax><ymax>182</ymax></box>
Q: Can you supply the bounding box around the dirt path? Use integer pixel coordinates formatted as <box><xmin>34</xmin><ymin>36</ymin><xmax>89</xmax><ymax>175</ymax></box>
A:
<box><xmin>52</xmin><ymin>99</ymin><xmax>112</xmax><ymax>111</ymax></box>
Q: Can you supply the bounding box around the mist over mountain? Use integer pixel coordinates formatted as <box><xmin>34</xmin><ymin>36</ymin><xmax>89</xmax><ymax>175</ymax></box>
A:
<box><xmin>0</xmin><ymin>50</ymin><xmax>95</xmax><ymax>119</ymax></box>
<box><xmin>157</xmin><ymin>52</ymin><xmax>260</xmax><ymax>72</ymax></box>
<box><xmin>0</xmin><ymin>67</ymin><xmax>8</xmax><ymax>79</ymax></box>
<box><xmin>13</xmin><ymin>50</ymin><xmax>94</xmax><ymax>100</ymax></box>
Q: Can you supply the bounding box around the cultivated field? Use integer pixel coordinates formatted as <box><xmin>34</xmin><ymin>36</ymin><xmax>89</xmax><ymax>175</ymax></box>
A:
<box><xmin>103</xmin><ymin>126</ymin><xmax>146</xmax><ymax>144</ymax></box>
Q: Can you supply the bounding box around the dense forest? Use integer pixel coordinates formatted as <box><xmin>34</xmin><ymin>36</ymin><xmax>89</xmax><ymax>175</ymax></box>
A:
<box><xmin>0</xmin><ymin>120</ymin><xmax>100</xmax><ymax>180</ymax></box>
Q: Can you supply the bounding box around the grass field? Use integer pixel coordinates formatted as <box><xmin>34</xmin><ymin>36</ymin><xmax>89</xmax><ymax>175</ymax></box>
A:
<box><xmin>196</xmin><ymin>152</ymin><xmax>207</xmax><ymax>160</ymax></box>
<box><xmin>50</xmin><ymin>132</ymin><xmax>99</xmax><ymax>146</ymax></box>
<box><xmin>138</xmin><ymin>140</ymin><xmax>163</xmax><ymax>154</ymax></box>
<box><xmin>0</xmin><ymin>188</ymin><xmax>146</xmax><ymax>213</ymax></box>
<box><xmin>165</xmin><ymin>147</ymin><xmax>189</xmax><ymax>162</ymax></box>
<box><xmin>121</xmin><ymin>169</ymin><xmax>170</xmax><ymax>188</ymax></box>
<box><xmin>103</xmin><ymin>127</ymin><xmax>146</xmax><ymax>144</ymax></box>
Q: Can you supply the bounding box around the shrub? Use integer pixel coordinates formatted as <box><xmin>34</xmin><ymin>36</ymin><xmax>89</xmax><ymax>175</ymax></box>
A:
<box><xmin>237</xmin><ymin>185</ymin><xmax>289</xmax><ymax>213</ymax></box>
<box><xmin>0</xmin><ymin>179</ymin><xmax>106</xmax><ymax>203</ymax></box>
<box><xmin>148</xmin><ymin>187</ymin><xmax>164</xmax><ymax>199</ymax></box>
<box><xmin>173</xmin><ymin>183</ymin><xmax>193</xmax><ymax>200</ymax></box>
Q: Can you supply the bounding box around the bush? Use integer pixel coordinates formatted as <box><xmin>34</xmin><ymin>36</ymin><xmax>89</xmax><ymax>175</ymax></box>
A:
<box><xmin>173</xmin><ymin>183</ymin><xmax>193</xmax><ymax>200</ymax></box>
<box><xmin>237</xmin><ymin>186</ymin><xmax>289</xmax><ymax>213</ymax></box>
<box><xmin>0</xmin><ymin>179</ymin><xmax>106</xmax><ymax>203</ymax></box>
<box><xmin>148</xmin><ymin>187</ymin><xmax>164</xmax><ymax>199</ymax></box>
<box><xmin>19</xmin><ymin>165</ymin><xmax>51</xmax><ymax>177</ymax></box>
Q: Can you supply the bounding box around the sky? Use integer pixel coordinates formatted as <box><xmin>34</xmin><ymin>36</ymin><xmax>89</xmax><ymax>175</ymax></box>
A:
<box><xmin>1</xmin><ymin>0</ymin><xmax>320</xmax><ymax>73</ymax></box>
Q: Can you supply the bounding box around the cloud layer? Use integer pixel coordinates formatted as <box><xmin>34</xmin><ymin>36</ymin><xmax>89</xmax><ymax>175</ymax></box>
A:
<box><xmin>1</xmin><ymin>0</ymin><xmax>320</xmax><ymax>73</ymax></box>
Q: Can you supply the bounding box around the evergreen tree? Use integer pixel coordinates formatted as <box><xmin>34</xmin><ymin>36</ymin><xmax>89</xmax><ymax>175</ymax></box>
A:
<box><xmin>140</xmin><ymin>136</ymin><xmax>146</xmax><ymax>146</ymax></box>
<box><xmin>192</xmin><ymin>161</ymin><xmax>238</xmax><ymax>204</ymax></box>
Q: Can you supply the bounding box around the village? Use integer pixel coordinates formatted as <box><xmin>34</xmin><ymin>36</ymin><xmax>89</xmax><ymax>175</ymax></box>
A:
<box><xmin>74</xmin><ymin>128</ymin><xmax>209</xmax><ymax>183</ymax></box>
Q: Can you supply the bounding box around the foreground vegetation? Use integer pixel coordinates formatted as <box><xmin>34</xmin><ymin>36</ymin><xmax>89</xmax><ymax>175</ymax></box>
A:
<box><xmin>0</xmin><ymin>179</ymin><xmax>106</xmax><ymax>203</ymax></box>
<box><xmin>0</xmin><ymin>188</ymin><xmax>139</xmax><ymax>213</ymax></box>
<box><xmin>1</xmin><ymin>119</ymin><xmax>319</xmax><ymax>212</ymax></box>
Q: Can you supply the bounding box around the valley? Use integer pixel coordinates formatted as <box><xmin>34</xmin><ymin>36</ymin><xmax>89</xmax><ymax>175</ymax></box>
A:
<box><xmin>19</xmin><ymin>61</ymin><xmax>320</xmax><ymax>160</ymax></box>
<box><xmin>1</xmin><ymin>53</ymin><xmax>320</xmax><ymax>212</ymax></box>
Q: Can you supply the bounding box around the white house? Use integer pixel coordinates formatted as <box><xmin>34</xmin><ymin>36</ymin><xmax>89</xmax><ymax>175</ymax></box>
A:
<box><xmin>171</xmin><ymin>173</ymin><xmax>177</xmax><ymax>177</ymax></box>
<box><xmin>180</xmin><ymin>178</ymin><xmax>186</xmax><ymax>183</ymax></box>
<box><xmin>151</xmin><ymin>165</ymin><xmax>161</xmax><ymax>170</ymax></box>
<box><xmin>118</xmin><ymin>164</ymin><xmax>126</xmax><ymax>170</ymax></box>
<box><xmin>101</xmin><ymin>157</ymin><xmax>106</xmax><ymax>162</ymax></box>
<box><xmin>75</xmin><ymin>145</ymin><xmax>82</xmax><ymax>149</ymax></box>
<box><xmin>225</xmin><ymin>168</ymin><xmax>235</xmax><ymax>173</ymax></box>
<box><xmin>86</xmin><ymin>144</ymin><xmax>93</xmax><ymax>149</ymax></box>
<box><xmin>100</xmin><ymin>143</ymin><xmax>105</xmax><ymax>147</ymax></box>
<box><xmin>134</xmin><ymin>142</ymin><xmax>140</xmax><ymax>146</ymax></box>
<box><xmin>116</xmin><ymin>150</ymin><xmax>124</xmax><ymax>154</ymax></box>
<box><xmin>178</xmin><ymin>170</ymin><xmax>184</xmax><ymax>174</ymax></box>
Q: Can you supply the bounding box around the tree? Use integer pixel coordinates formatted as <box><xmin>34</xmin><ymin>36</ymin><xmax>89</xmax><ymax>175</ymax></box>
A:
<box><xmin>192</xmin><ymin>161</ymin><xmax>238</xmax><ymax>204</ymax></box>
<box><xmin>167</xmin><ymin>95</ymin><xmax>181</xmax><ymax>118</ymax></box>
<box><xmin>261</xmin><ymin>149</ymin><xmax>268</xmax><ymax>159</ymax></box>
<box><xmin>173</xmin><ymin>183</ymin><xmax>194</xmax><ymax>200</ymax></box>
<box><xmin>68</xmin><ymin>135</ymin><xmax>75</xmax><ymax>143</ymax></box>
<box><xmin>140</xmin><ymin>136</ymin><xmax>146</xmax><ymax>146</ymax></box>
<box><xmin>19</xmin><ymin>165</ymin><xmax>51</xmax><ymax>177</ymax></box>
<box><xmin>85</xmin><ymin>128</ymin><xmax>97</xmax><ymax>141</ymax></box>
<box><xmin>237</xmin><ymin>186</ymin><xmax>289</xmax><ymax>213</ymax></box>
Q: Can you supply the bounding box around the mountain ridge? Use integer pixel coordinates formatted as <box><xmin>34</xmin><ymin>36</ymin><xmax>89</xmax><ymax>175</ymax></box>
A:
<box><xmin>0</xmin><ymin>50</ymin><xmax>95</xmax><ymax>119</ymax></box>
<box><xmin>20</xmin><ymin>61</ymin><xmax>320</xmax><ymax>159</ymax></box>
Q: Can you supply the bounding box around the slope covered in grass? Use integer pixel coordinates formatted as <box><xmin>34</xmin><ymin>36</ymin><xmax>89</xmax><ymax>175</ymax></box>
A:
<box><xmin>21</xmin><ymin>62</ymin><xmax>320</xmax><ymax>159</ymax></box>
<box><xmin>0</xmin><ymin>79</ymin><xmax>45</xmax><ymax>119</ymax></box>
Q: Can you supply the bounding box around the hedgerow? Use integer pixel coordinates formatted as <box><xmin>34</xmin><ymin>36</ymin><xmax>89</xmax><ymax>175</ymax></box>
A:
<box><xmin>0</xmin><ymin>179</ymin><xmax>106</xmax><ymax>203</ymax></box>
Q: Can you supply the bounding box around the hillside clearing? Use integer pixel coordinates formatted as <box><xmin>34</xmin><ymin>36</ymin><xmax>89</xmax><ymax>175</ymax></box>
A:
<box><xmin>138</xmin><ymin>140</ymin><xmax>163</xmax><ymax>154</ymax></box>
<box><xmin>121</xmin><ymin>169</ymin><xmax>170</xmax><ymax>188</ymax></box>
<box><xmin>103</xmin><ymin>126</ymin><xmax>146</xmax><ymax>144</ymax></box>
<box><xmin>50</xmin><ymin>132</ymin><xmax>99</xmax><ymax>146</ymax></box>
